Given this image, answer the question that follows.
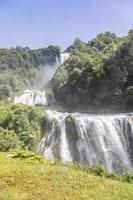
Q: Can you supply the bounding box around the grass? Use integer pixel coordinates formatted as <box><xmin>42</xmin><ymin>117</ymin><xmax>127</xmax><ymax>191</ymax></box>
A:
<box><xmin>0</xmin><ymin>152</ymin><xmax>133</xmax><ymax>200</ymax></box>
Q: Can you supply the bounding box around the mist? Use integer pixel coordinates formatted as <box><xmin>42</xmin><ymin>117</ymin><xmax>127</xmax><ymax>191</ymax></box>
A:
<box><xmin>31</xmin><ymin>53</ymin><xmax>69</xmax><ymax>90</ymax></box>
<box><xmin>31</xmin><ymin>63</ymin><xmax>59</xmax><ymax>90</ymax></box>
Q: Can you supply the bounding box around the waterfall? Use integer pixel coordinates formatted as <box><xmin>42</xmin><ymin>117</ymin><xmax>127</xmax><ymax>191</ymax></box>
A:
<box><xmin>37</xmin><ymin>111</ymin><xmax>133</xmax><ymax>173</ymax></box>
<box><xmin>13</xmin><ymin>50</ymin><xmax>133</xmax><ymax>173</ymax></box>
<box><xmin>37</xmin><ymin>110</ymin><xmax>72</xmax><ymax>163</ymax></box>
<box><xmin>74</xmin><ymin>113</ymin><xmax>133</xmax><ymax>172</ymax></box>
<box><xmin>60</xmin><ymin>53</ymin><xmax>69</xmax><ymax>65</ymax></box>
<box><xmin>14</xmin><ymin>90</ymin><xmax>47</xmax><ymax>106</ymax></box>
<box><xmin>14</xmin><ymin>52</ymin><xmax>69</xmax><ymax>106</ymax></box>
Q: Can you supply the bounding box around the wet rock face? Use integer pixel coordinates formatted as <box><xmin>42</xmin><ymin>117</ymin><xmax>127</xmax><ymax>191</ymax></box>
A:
<box><xmin>39</xmin><ymin>117</ymin><xmax>61</xmax><ymax>162</ymax></box>
<box><xmin>65</xmin><ymin>116</ymin><xmax>80</xmax><ymax>162</ymax></box>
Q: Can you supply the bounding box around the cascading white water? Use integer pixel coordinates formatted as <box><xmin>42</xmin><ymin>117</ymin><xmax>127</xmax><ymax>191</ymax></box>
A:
<box><xmin>74</xmin><ymin>113</ymin><xmax>133</xmax><ymax>172</ymax></box>
<box><xmin>60</xmin><ymin>53</ymin><xmax>69</xmax><ymax>65</ymax></box>
<box><xmin>14</xmin><ymin>90</ymin><xmax>47</xmax><ymax>106</ymax></box>
<box><xmin>37</xmin><ymin>111</ymin><xmax>133</xmax><ymax>173</ymax></box>
<box><xmin>37</xmin><ymin>110</ymin><xmax>72</xmax><ymax>163</ymax></box>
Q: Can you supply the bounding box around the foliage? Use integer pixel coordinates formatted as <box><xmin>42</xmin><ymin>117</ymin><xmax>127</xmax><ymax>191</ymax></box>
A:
<box><xmin>0</xmin><ymin>128</ymin><xmax>20</xmax><ymax>151</ymax></box>
<box><xmin>0</xmin><ymin>104</ymin><xmax>46</xmax><ymax>151</ymax></box>
<box><xmin>10</xmin><ymin>150</ymin><xmax>44</xmax><ymax>163</ymax></box>
<box><xmin>53</xmin><ymin>32</ymin><xmax>124</xmax><ymax>91</ymax></box>
<box><xmin>0</xmin><ymin>104</ymin><xmax>11</xmax><ymax>125</ymax></box>
<box><xmin>51</xmin><ymin>31</ymin><xmax>133</xmax><ymax>111</ymax></box>
<box><xmin>68</xmin><ymin>68</ymin><xmax>82</xmax><ymax>85</ymax></box>
<box><xmin>69</xmin><ymin>163</ymin><xmax>133</xmax><ymax>184</ymax></box>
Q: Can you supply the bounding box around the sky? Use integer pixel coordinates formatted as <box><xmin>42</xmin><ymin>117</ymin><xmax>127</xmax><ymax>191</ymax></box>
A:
<box><xmin>0</xmin><ymin>0</ymin><xmax>133</xmax><ymax>50</ymax></box>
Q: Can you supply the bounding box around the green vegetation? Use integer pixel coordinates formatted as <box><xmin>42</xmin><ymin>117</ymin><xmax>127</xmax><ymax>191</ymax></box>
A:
<box><xmin>0</xmin><ymin>152</ymin><xmax>133</xmax><ymax>200</ymax></box>
<box><xmin>0</xmin><ymin>128</ymin><xmax>20</xmax><ymax>151</ymax></box>
<box><xmin>66</xmin><ymin>32</ymin><xmax>124</xmax><ymax>73</ymax></box>
<box><xmin>0</xmin><ymin>45</ymin><xmax>60</xmax><ymax>101</ymax></box>
<box><xmin>0</xmin><ymin>104</ymin><xmax>46</xmax><ymax>151</ymax></box>
<box><xmin>53</xmin><ymin>32</ymin><xmax>125</xmax><ymax>93</ymax></box>
<box><xmin>52</xmin><ymin>30</ymin><xmax>133</xmax><ymax>111</ymax></box>
<box><xmin>70</xmin><ymin>163</ymin><xmax>133</xmax><ymax>184</ymax></box>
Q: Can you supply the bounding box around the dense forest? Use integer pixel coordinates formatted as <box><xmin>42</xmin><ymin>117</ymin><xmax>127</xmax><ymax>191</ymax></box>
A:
<box><xmin>51</xmin><ymin>30</ymin><xmax>133</xmax><ymax>112</ymax></box>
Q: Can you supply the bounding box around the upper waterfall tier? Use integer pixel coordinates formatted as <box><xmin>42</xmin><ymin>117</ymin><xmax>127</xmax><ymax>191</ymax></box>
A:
<box><xmin>37</xmin><ymin>110</ymin><xmax>133</xmax><ymax>173</ymax></box>
<box><xmin>60</xmin><ymin>53</ymin><xmax>70</xmax><ymax>65</ymax></box>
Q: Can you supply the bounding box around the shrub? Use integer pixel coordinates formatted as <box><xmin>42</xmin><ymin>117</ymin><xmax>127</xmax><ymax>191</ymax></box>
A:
<box><xmin>0</xmin><ymin>104</ymin><xmax>46</xmax><ymax>151</ymax></box>
<box><xmin>0</xmin><ymin>127</ymin><xmax>21</xmax><ymax>151</ymax></box>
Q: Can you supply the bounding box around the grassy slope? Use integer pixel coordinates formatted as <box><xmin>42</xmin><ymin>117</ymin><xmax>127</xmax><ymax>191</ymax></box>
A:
<box><xmin>0</xmin><ymin>152</ymin><xmax>133</xmax><ymax>200</ymax></box>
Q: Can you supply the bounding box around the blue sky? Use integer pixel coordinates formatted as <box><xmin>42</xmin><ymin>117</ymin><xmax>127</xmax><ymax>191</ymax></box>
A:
<box><xmin>0</xmin><ymin>0</ymin><xmax>133</xmax><ymax>50</ymax></box>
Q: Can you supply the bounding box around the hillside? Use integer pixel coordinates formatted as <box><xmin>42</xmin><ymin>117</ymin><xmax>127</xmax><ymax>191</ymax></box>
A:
<box><xmin>51</xmin><ymin>30</ymin><xmax>133</xmax><ymax>112</ymax></box>
<box><xmin>0</xmin><ymin>45</ymin><xmax>60</xmax><ymax>101</ymax></box>
<box><xmin>0</xmin><ymin>152</ymin><xmax>133</xmax><ymax>200</ymax></box>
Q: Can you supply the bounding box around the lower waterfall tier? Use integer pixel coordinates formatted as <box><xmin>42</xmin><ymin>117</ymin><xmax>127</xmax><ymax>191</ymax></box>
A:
<box><xmin>37</xmin><ymin>110</ymin><xmax>133</xmax><ymax>173</ymax></box>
